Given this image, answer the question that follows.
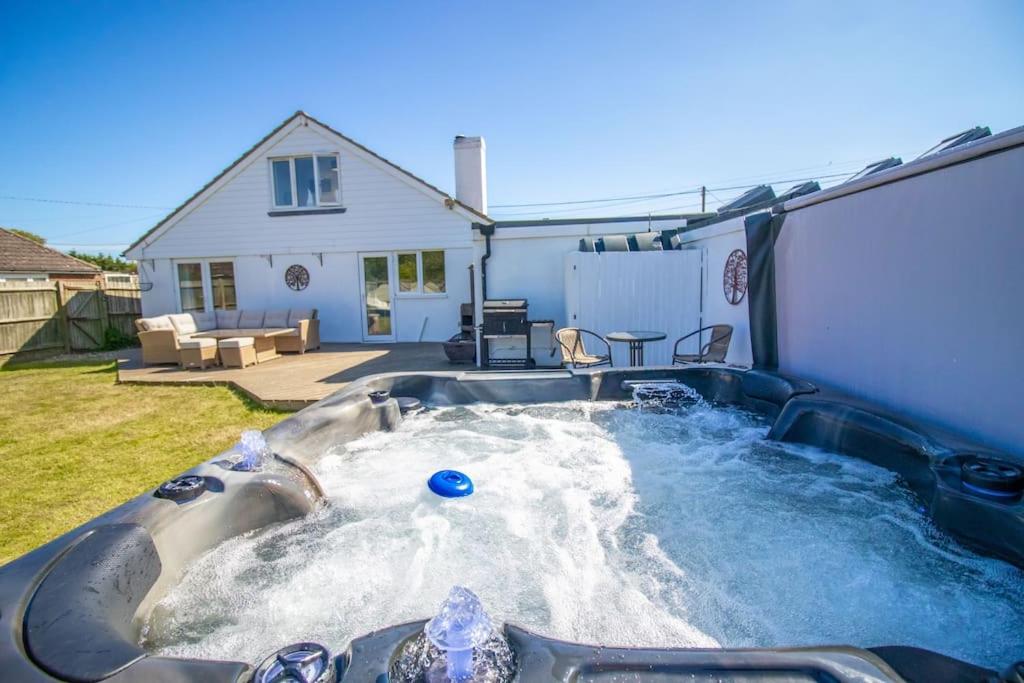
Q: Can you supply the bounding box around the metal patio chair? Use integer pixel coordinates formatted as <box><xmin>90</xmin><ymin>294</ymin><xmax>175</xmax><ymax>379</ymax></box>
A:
<box><xmin>672</xmin><ymin>324</ymin><xmax>733</xmax><ymax>364</ymax></box>
<box><xmin>556</xmin><ymin>327</ymin><xmax>613</xmax><ymax>368</ymax></box>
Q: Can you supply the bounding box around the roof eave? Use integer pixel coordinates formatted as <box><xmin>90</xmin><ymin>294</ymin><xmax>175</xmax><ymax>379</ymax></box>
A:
<box><xmin>123</xmin><ymin>111</ymin><xmax>307</xmax><ymax>257</ymax></box>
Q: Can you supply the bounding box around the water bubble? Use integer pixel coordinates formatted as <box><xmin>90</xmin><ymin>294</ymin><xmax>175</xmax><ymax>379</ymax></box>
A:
<box><xmin>235</xmin><ymin>429</ymin><xmax>269</xmax><ymax>471</ymax></box>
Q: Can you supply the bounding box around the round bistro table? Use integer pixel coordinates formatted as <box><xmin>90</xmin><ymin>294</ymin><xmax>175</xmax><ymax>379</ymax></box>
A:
<box><xmin>606</xmin><ymin>330</ymin><xmax>667</xmax><ymax>367</ymax></box>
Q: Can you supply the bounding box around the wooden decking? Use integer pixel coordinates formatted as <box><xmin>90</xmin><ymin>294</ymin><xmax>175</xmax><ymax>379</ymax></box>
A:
<box><xmin>117</xmin><ymin>342</ymin><xmax>459</xmax><ymax>410</ymax></box>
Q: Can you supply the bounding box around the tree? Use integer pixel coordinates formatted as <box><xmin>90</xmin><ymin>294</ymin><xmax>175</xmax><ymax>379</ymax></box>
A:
<box><xmin>8</xmin><ymin>228</ymin><xmax>46</xmax><ymax>244</ymax></box>
<box><xmin>67</xmin><ymin>251</ymin><xmax>137</xmax><ymax>273</ymax></box>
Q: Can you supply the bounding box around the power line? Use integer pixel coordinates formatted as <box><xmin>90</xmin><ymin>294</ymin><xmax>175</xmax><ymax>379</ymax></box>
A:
<box><xmin>490</xmin><ymin>172</ymin><xmax>854</xmax><ymax>210</ymax></box>
<box><xmin>704</xmin><ymin>188</ymin><xmax>727</xmax><ymax>206</ymax></box>
<box><xmin>492</xmin><ymin>188</ymin><xmax>703</xmax><ymax>209</ymax></box>
<box><xmin>44</xmin><ymin>213</ymin><xmax>167</xmax><ymax>239</ymax></box>
<box><xmin>0</xmin><ymin>195</ymin><xmax>173</xmax><ymax>210</ymax></box>
<box><xmin>687</xmin><ymin>157</ymin><xmax>877</xmax><ymax>189</ymax></box>
<box><xmin>48</xmin><ymin>242</ymin><xmax>130</xmax><ymax>250</ymax></box>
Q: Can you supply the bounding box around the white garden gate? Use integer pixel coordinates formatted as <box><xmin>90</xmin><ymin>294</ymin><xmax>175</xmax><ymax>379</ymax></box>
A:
<box><xmin>564</xmin><ymin>250</ymin><xmax>704</xmax><ymax>367</ymax></box>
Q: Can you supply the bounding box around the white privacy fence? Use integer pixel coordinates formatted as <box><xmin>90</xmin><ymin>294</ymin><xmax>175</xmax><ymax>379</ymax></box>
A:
<box><xmin>564</xmin><ymin>250</ymin><xmax>704</xmax><ymax>367</ymax></box>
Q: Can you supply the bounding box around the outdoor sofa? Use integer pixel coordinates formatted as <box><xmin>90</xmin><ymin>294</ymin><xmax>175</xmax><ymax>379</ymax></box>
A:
<box><xmin>134</xmin><ymin>308</ymin><xmax>320</xmax><ymax>365</ymax></box>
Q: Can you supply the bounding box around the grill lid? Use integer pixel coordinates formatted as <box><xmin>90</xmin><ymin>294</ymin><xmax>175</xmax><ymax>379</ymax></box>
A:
<box><xmin>483</xmin><ymin>299</ymin><xmax>527</xmax><ymax>310</ymax></box>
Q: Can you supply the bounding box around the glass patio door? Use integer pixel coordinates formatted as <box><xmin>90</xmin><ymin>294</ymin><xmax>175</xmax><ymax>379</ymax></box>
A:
<box><xmin>360</xmin><ymin>254</ymin><xmax>395</xmax><ymax>341</ymax></box>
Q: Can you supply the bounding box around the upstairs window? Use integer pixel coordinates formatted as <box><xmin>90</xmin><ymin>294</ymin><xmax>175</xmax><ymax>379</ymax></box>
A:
<box><xmin>270</xmin><ymin>154</ymin><xmax>340</xmax><ymax>209</ymax></box>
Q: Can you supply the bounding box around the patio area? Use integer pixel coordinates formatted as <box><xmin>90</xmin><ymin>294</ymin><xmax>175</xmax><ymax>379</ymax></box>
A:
<box><xmin>117</xmin><ymin>342</ymin><xmax>460</xmax><ymax>410</ymax></box>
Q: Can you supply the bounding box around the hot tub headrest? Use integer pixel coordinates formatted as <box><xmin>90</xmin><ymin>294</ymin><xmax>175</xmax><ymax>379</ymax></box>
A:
<box><xmin>741</xmin><ymin>370</ymin><xmax>816</xmax><ymax>408</ymax></box>
<box><xmin>24</xmin><ymin>523</ymin><xmax>161</xmax><ymax>682</ymax></box>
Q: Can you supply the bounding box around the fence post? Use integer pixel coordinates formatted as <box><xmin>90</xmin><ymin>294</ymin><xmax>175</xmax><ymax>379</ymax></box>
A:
<box><xmin>57</xmin><ymin>281</ymin><xmax>71</xmax><ymax>353</ymax></box>
<box><xmin>97</xmin><ymin>282</ymin><xmax>110</xmax><ymax>344</ymax></box>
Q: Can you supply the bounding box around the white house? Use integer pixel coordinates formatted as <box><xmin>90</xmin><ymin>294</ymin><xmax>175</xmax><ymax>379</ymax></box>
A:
<box><xmin>126</xmin><ymin>111</ymin><xmax>706</xmax><ymax>348</ymax></box>
<box><xmin>122</xmin><ymin>107</ymin><xmax>735</xmax><ymax>368</ymax></box>
<box><xmin>125</xmin><ymin>111</ymin><xmax>492</xmax><ymax>343</ymax></box>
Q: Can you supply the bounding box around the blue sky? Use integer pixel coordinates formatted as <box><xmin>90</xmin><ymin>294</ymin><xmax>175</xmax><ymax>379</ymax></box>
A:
<box><xmin>1</xmin><ymin>1</ymin><xmax>1022</xmax><ymax>255</ymax></box>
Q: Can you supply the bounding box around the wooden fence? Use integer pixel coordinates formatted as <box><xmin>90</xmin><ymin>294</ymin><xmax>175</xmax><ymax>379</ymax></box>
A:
<box><xmin>0</xmin><ymin>281</ymin><xmax>142</xmax><ymax>356</ymax></box>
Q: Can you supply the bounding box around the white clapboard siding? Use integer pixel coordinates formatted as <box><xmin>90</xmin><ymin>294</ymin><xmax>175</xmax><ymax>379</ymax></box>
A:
<box><xmin>564</xmin><ymin>251</ymin><xmax>703</xmax><ymax>367</ymax></box>
<box><xmin>136</xmin><ymin>125</ymin><xmax>473</xmax><ymax>259</ymax></box>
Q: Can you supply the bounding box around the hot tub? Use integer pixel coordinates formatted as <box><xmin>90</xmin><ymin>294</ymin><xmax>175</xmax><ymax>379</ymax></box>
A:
<box><xmin>1</xmin><ymin>367</ymin><xmax>1022</xmax><ymax>682</ymax></box>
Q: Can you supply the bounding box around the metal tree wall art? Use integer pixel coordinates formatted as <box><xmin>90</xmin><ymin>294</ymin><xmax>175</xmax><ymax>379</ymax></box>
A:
<box><xmin>723</xmin><ymin>249</ymin><xmax>748</xmax><ymax>305</ymax></box>
<box><xmin>285</xmin><ymin>264</ymin><xmax>310</xmax><ymax>291</ymax></box>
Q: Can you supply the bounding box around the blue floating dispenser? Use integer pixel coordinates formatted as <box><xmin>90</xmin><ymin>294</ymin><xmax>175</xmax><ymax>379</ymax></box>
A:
<box><xmin>429</xmin><ymin>470</ymin><xmax>474</xmax><ymax>498</ymax></box>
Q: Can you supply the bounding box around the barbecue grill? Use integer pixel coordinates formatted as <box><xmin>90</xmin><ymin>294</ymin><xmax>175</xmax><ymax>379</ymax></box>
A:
<box><xmin>482</xmin><ymin>299</ymin><xmax>533</xmax><ymax>368</ymax></box>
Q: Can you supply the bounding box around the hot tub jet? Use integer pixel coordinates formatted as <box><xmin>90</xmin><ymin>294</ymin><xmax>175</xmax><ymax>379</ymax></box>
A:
<box><xmin>390</xmin><ymin>586</ymin><xmax>516</xmax><ymax>682</ymax></box>
<box><xmin>234</xmin><ymin>429</ymin><xmax>269</xmax><ymax>471</ymax></box>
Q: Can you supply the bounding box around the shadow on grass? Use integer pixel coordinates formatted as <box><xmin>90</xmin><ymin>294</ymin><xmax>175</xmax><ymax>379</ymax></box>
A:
<box><xmin>1</xmin><ymin>357</ymin><xmax>291</xmax><ymax>415</ymax></box>
<box><xmin>0</xmin><ymin>358</ymin><xmax>118</xmax><ymax>373</ymax></box>
<box><xmin>226</xmin><ymin>385</ymin><xmax>293</xmax><ymax>415</ymax></box>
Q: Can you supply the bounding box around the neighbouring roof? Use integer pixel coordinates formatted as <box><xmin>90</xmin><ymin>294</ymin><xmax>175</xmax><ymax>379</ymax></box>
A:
<box><xmin>0</xmin><ymin>228</ymin><xmax>100</xmax><ymax>274</ymax></box>
<box><xmin>124</xmin><ymin>110</ymin><xmax>492</xmax><ymax>256</ymax></box>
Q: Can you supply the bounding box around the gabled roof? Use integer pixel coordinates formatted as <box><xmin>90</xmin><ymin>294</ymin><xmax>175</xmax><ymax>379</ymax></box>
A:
<box><xmin>0</xmin><ymin>228</ymin><xmax>101</xmax><ymax>274</ymax></box>
<box><xmin>124</xmin><ymin>111</ymin><xmax>492</xmax><ymax>257</ymax></box>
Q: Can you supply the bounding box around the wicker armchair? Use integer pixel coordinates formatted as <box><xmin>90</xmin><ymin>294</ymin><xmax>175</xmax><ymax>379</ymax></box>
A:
<box><xmin>556</xmin><ymin>328</ymin><xmax>612</xmax><ymax>368</ymax></box>
<box><xmin>672</xmin><ymin>325</ymin><xmax>733</xmax><ymax>364</ymax></box>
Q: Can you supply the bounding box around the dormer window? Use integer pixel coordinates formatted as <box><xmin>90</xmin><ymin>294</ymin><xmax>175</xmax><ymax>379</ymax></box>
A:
<box><xmin>270</xmin><ymin>154</ymin><xmax>340</xmax><ymax>209</ymax></box>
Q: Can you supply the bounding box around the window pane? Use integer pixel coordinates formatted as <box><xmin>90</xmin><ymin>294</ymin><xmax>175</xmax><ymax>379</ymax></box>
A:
<box><xmin>363</xmin><ymin>256</ymin><xmax>391</xmax><ymax>336</ymax></box>
<box><xmin>317</xmin><ymin>155</ymin><xmax>339</xmax><ymax>204</ymax></box>
<box><xmin>272</xmin><ymin>160</ymin><xmax>292</xmax><ymax>206</ymax></box>
<box><xmin>397</xmin><ymin>253</ymin><xmax>418</xmax><ymax>292</ymax></box>
<box><xmin>209</xmin><ymin>262</ymin><xmax>237</xmax><ymax>310</ymax></box>
<box><xmin>422</xmin><ymin>250</ymin><xmax>446</xmax><ymax>293</ymax></box>
<box><xmin>295</xmin><ymin>156</ymin><xmax>316</xmax><ymax>207</ymax></box>
<box><xmin>177</xmin><ymin>263</ymin><xmax>205</xmax><ymax>312</ymax></box>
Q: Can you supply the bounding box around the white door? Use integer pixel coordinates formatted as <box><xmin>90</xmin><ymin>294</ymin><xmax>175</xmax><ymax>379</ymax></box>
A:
<box><xmin>564</xmin><ymin>250</ymin><xmax>704</xmax><ymax>366</ymax></box>
<box><xmin>359</xmin><ymin>253</ymin><xmax>395</xmax><ymax>342</ymax></box>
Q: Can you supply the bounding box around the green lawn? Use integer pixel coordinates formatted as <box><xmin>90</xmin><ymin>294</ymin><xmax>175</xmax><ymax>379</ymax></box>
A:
<box><xmin>0</xmin><ymin>360</ymin><xmax>286</xmax><ymax>565</ymax></box>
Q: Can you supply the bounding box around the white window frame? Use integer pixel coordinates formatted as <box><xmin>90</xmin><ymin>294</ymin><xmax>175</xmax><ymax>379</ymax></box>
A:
<box><xmin>173</xmin><ymin>258</ymin><xmax>237</xmax><ymax>313</ymax></box>
<box><xmin>268</xmin><ymin>153</ymin><xmax>341</xmax><ymax>209</ymax></box>
<box><xmin>393</xmin><ymin>249</ymin><xmax>446</xmax><ymax>298</ymax></box>
<box><xmin>0</xmin><ymin>272</ymin><xmax>48</xmax><ymax>282</ymax></box>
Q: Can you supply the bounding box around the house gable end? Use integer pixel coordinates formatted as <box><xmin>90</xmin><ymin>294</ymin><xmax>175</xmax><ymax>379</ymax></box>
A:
<box><xmin>125</xmin><ymin>112</ymin><xmax>488</xmax><ymax>259</ymax></box>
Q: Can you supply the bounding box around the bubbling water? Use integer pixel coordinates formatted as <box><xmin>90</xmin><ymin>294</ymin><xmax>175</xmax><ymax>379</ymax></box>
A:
<box><xmin>140</xmin><ymin>399</ymin><xmax>1024</xmax><ymax>669</ymax></box>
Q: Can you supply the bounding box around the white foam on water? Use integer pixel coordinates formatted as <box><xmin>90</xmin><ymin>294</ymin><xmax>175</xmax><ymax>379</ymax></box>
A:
<box><xmin>141</xmin><ymin>401</ymin><xmax>1024</xmax><ymax>669</ymax></box>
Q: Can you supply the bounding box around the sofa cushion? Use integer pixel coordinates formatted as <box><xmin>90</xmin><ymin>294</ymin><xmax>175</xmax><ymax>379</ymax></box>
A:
<box><xmin>138</xmin><ymin>316</ymin><xmax>171</xmax><ymax>333</ymax></box>
<box><xmin>216</xmin><ymin>309</ymin><xmax>241</xmax><ymax>329</ymax></box>
<box><xmin>192</xmin><ymin>311</ymin><xmax>217</xmax><ymax>331</ymax></box>
<box><xmin>263</xmin><ymin>310</ymin><xmax>289</xmax><ymax>328</ymax></box>
<box><xmin>237</xmin><ymin>310</ymin><xmax>265</xmax><ymax>329</ymax></box>
<box><xmin>179</xmin><ymin>337</ymin><xmax>216</xmax><ymax>349</ymax></box>
<box><xmin>287</xmin><ymin>308</ymin><xmax>315</xmax><ymax>326</ymax></box>
<box><xmin>168</xmin><ymin>313</ymin><xmax>197</xmax><ymax>336</ymax></box>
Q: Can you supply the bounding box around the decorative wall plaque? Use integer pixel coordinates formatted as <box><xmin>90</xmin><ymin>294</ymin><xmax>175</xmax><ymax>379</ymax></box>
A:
<box><xmin>285</xmin><ymin>264</ymin><xmax>310</xmax><ymax>291</ymax></box>
<box><xmin>723</xmin><ymin>249</ymin><xmax>748</xmax><ymax>305</ymax></box>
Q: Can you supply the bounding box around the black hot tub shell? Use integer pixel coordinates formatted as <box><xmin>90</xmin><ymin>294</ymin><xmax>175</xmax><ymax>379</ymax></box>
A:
<box><xmin>0</xmin><ymin>366</ymin><xmax>1021</xmax><ymax>682</ymax></box>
